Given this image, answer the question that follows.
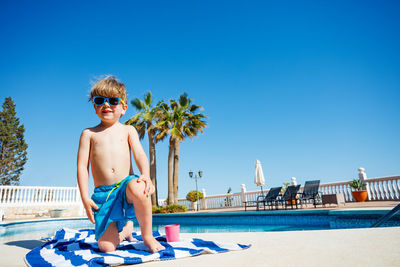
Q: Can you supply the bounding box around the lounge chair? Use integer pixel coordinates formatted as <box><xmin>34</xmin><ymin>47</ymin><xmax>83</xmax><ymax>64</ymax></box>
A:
<box><xmin>244</xmin><ymin>187</ymin><xmax>282</xmax><ymax>211</ymax></box>
<box><xmin>298</xmin><ymin>180</ymin><xmax>321</xmax><ymax>208</ymax></box>
<box><xmin>276</xmin><ymin>185</ymin><xmax>301</xmax><ymax>209</ymax></box>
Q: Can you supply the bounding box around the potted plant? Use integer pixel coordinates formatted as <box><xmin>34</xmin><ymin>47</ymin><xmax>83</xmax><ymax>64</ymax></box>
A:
<box><xmin>349</xmin><ymin>179</ymin><xmax>368</xmax><ymax>202</ymax></box>
<box><xmin>224</xmin><ymin>187</ymin><xmax>233</xmax><ymax>207</ymax></box>
<box><xmin>186</xmin><ymin>190</ymin><xmax>204</xmax><ymax>211</ymax></box>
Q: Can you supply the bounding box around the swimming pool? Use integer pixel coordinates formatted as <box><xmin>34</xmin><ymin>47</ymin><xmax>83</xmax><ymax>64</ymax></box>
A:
<box><xmin>1</xmin><ymin>209</ymin><xmax>399</xmax><ymax>242</ymax></box>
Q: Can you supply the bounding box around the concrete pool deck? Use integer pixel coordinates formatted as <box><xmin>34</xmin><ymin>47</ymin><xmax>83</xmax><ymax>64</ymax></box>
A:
<box><xmin>1</xmin><ymin>227</ymin><xmax>399</xmax><ymax>267</ymax></box>
<box><xmin>1</xmin><ymin>201</ymin><xmax>399</xmax><ymax>266</ymax></box>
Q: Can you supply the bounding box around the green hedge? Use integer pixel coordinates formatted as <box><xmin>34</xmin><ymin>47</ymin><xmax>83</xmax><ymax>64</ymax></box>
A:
<box><xmin>152</xmin><ymin>204</ymin><xmax>188</xmax><ymax>214</ymax></box>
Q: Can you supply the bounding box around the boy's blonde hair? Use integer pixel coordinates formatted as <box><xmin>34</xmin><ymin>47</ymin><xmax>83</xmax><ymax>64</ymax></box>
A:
<box><xmin>90</xmin><ymin>75</ymin><xmax>127</xmax><ymax>103</ymax></box>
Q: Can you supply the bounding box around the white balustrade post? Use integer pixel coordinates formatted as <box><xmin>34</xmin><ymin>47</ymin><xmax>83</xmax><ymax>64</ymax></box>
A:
<box><xmin>201</xmin><ymin>188</ymin><xmax>207</xmax><ymax>210</ymax></box>
<box><xmin>26</xmin><ymin>188</ymin><xmax>30</xmax><ymax>204</ymax></box>
<box><xmin>47</xmin><ymin>189</ymin><xmax>51</xmax><ymax>203</ymax></box>
<box><xmin>13</xmin><ymin>187</ymin><xmax>17</xmax><ymax>204</ymax></box>
<box><xmin>13</xmin><ymin>188</ymin><xmax>17</xmax><ymax>203</ymax></box>
<box><xmin>358</xmin><ymin>167</ymin><xmax>371</xmax><ymax>200</ymax></box>
<box><xmin>8</xmin><ymin>187</ymin><xmax>12</xmax><ymax>203</ymax></box>
<box><xmin>33</xmin><ymin>188</ymin><xmax>37</xmax><ymax>203</ymax></box>
<box><xmin>68</xmin><ymin>189</ymin><xmax>71</xmax><ymax>203</ymax></box>
<box><xmin>71</xmin><ymin>188</ymin><xmax>75</xmax><ymax>203</ymax></box>
<box><xmin>241</xmin><ymin>184</ymin><xmax>247</xmax><ymax>206</ymax></box>
<box><xmin>62</xmin><ymin>189</ymin><xmax>66</xmax><ymax>203</ymax></box>
<box><xmin>11</xmin><ymin>188</ymin><xmax>16</xmax><ymax>203</ymax></box>
<box><xmin>39</xmin><ymin>188</ymin><xmax>43</xmax><ymax>203</ymax></box>
<box><xmin>14</xmin><ymin>188</ymin><xmax>18</xmax><ymax>203</ymax></box>
<box><xmin>23</xmin><ymin>187</ymin><xmax>27</xmax><ymax>203</ymax></box>
<box><xmin>9</xmin><ymin>188</ymin><xmax>13</xmax><ymax>203</ymax></box>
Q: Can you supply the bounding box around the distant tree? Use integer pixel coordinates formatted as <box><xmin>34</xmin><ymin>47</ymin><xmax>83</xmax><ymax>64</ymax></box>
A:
<box><xmin>0</xmin><ymin>97</ymin><xmax>28</xmax><ymax>185</ymax></box>
<box><xmin>185</xmin><ymin>190</ymin><xmax>204</xmax><ymax>203</ymax></box>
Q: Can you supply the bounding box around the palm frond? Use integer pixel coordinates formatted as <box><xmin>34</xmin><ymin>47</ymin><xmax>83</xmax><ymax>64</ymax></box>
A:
<box><xmin>133</xmin><ymin>122</ymin><xmax>146</xmax><ymax>139</ymax></box>
<box><xmin>144</xmin><ymin>92</ymin><xmax>152</xmax><ymax>107</ymax></box>
<box><xmin>171</xmin><ymin>127</ymin><xmax>185</xmax><ymax>140</ymax></box>
<box><xmin>143</xmin><ymin>112</ymin><xmax>153</xmax><ymax>122</ymax></box>
<box><xmin>157</xmin><ymin>100</ymin><xmax>168</xmax><ymax>108</ymax></box>
<box><xmin>124</xmin><ymin>113</ymin><xmax>143</xmax><ymax>125</ymax></box>
<box><xmin>189</xmin><ymin>104</ymin><xmax>202</xmax><ymax>113</ymax></box>
<box><xmin>179</xmin><ymin>92</ymin><xmax>189</xmax><ymax>107</ymax></box>
<box><xmin>169</xmin><ymin>100</ymin><xmax>178</xmax><ymax>110</ymax></box>
<box><xmin>131</xmin><ymin>98</ymin><xmax>146</xmax><ymax>111</ymax></box>
<box><xmin>155</xmin><ymin>130</ymin><xmax>169</xmax><ymax>143</ymax></box>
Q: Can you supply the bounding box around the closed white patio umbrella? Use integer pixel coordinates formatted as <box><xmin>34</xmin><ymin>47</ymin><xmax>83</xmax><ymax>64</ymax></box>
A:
<box><xmin>255</xmin><ymin>160</ymin><xmax>265</xmax><ymax>196</ymax></box>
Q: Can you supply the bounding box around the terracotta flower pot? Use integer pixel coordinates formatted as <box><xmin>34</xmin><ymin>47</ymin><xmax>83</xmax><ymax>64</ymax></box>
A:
<box><xmin>351</xmin><ymin>190</ymin><xmax>368</xmax><ymax>202</ymax></box>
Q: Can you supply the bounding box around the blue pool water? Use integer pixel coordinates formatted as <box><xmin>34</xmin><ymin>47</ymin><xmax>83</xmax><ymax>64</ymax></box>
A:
<box><xmin>1</xmin><ymin>209</ymin><xmax>399</xmax><ymax>241</ymax></box>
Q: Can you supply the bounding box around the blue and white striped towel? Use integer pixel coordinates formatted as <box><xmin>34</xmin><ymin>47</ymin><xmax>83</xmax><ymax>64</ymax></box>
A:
<box><xmin>25</xmin><ymin>228</ymin><xmax>250</xmax><ymax>266</ymax></box>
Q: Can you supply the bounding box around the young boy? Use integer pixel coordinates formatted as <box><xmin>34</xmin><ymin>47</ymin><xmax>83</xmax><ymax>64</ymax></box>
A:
<box><xmin>77</xmin><ymin>75</ymin><xmax>165</xmax><ymax>253</ymax></box>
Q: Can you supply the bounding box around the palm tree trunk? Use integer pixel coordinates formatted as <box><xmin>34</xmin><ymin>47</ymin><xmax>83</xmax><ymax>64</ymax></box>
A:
<box><xmin>173</xmin><ymin>139</ymin><xmax>180</xmax><ymax>204</ymax></box>
<box><xmin>167</xmin><ymin>137</ymin><xmax>175</xmax><ymax>205</ymax></box>
<box><xmin>148</xmin><ymin>130</ymin><xmax>158</xmax><ymax>206</ymax></box>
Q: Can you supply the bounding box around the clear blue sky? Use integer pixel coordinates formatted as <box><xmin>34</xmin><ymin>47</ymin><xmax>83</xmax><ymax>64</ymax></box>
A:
<box><xmin>1</xmin><ymin>0</ymin><xmax>399</xmax><ymax>199</ymax></box>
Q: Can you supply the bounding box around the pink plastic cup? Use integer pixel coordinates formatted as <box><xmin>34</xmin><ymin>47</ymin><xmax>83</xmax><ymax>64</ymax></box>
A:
<box><xmin>165</xmin><ymin>224</ymin><xmax>180</xmax><ymax>242</ymax></box>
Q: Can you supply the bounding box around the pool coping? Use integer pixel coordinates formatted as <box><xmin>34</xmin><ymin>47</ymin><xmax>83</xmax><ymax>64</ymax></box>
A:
<box><xmin>152</xmin><ymin>208</ymin><xmax>393</xmax><ymax>217</ymax></box>
<box><xmin>1</xmin><ymin>208</ymin><xmax>396</xmax><ymax>228</ymax></box>
<box><xmin>0</xmin><ymin>217</ymin><xmax>88</xmax><ymax>227</ymax></box>
<box><xmin>0</xmin><ymin>207</ymin><xmax>392</xmax><ymax>226</ymax></box>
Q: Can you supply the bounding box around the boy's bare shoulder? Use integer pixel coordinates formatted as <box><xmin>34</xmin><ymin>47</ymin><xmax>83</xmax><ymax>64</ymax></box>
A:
<box><xmin>123</xmin><ymin>123</ymin><xmax>136</xmax><ymax>133</ymax></box>
<box><xmin>80</xmin><ymin>125</ymin><xmax>101</xmax><ymax>137</ymax></box>
<box><xmin>123</xmin><ymin>124</ymin><xmax>139</xmax><ymax>140</ymax></box>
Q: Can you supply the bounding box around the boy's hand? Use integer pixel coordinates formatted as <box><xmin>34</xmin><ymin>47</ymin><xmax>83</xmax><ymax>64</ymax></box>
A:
<box><xmin>83</xmin><ymin>199</ymin><xmax>99</xmax><ymax>224</ymax></box>
<box><xmin>137</xmin><ymin>175</ymin><xmax>155</xmax><ymax>198</ymax></box>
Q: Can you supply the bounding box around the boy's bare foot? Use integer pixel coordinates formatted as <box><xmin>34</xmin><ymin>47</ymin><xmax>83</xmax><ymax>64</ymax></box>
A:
<box><xmin>142</xmin><ymin>235</ymin><xmax>165</xmax><ymax>253</ymax></box>
<box><xmin>120</xmin><ymin>221</ymin><xmax>134</xmax><ymax>242</ymax></box>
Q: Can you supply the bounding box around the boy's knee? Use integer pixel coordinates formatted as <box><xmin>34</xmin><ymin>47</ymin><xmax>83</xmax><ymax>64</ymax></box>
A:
<box><xmin>126</xmin><ymin>179</ymin><xmax>145</xmax><ymax>200</ymax></box>
<box><xmin>98</xmin><ymin>240</ymin><xmax>117</xmax><ymax>253</ymax></box>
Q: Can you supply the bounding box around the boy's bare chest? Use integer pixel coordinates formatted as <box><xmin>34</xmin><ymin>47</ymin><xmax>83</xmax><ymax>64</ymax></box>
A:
<box><xmin>90</xmin><ymin>131</ymin><xmax>129</xmax><ymax>154</ymax></box>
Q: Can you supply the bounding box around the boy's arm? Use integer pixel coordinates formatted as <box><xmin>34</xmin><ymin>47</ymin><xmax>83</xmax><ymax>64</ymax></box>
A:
<box><xmin>77</xmin><ymin>129</ymin><xmax>98</xmax><ymax>223</ymax></box>
<box><xmin>128</xmin><ymin>125</ymin><xmax>154</xmax><ymax>197</ymax></box>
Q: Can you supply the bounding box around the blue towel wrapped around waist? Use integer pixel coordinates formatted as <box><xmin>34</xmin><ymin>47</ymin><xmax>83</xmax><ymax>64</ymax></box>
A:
<box><xmin>91</xmin><ymin>175</ymin><xmax>137</xmax><ymax>240</ymax></box>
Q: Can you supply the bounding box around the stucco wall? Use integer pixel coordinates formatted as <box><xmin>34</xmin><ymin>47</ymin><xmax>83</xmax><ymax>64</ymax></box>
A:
<box><xmin>0</xmin><ymin>204</ymin><xmax>84</xmax><ymax>220</ymax></box>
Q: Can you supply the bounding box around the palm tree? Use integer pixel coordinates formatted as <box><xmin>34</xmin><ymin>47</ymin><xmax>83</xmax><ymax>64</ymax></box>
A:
<box><xmin>125</xmin><ymin>92</ymin><xmax>161</xmax><ymax>206</ymax></box>
<box><xmin>155</xmin><ymin>101</ymin><xmax>175</xmax><ymax>205</ymax></box>
<box><xmin>157</xmin><ymin>93</ymin><xmax>207</xmax><ymax>204</ymax></box>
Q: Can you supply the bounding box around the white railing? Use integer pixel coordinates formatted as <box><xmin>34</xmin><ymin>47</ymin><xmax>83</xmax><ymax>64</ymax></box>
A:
<box><xmin>319</xmin><ymin>176</ymin><xmax>400</xmax><ymax>202</ymax></box>
<box><xmin>319</xmin><ymin>181</ymin><xmax>353</xmax><ymax>201</ymax></box>
<box><xmin>365</xmin><ymin>176</ymin><xmax>400</xmax><ymax>201</ymax></box>
<box><xmin>2</xmin><ymin>175</ymin><xmax>399</xmax><ymax>210</ymax></box>
<box><xmin>176</xmin><ymin>175</ymin><xmax>400</xmax><ymax>210</ymax></box>
<box><xmin>0</xmin><ymin>185</ymin><xmax>81</xmax><ymax>207</ymax></box>
<box><xmin>177</xmin><ymin>191</ymin><xmax>264</xmax><ymax>210</ymax></box>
